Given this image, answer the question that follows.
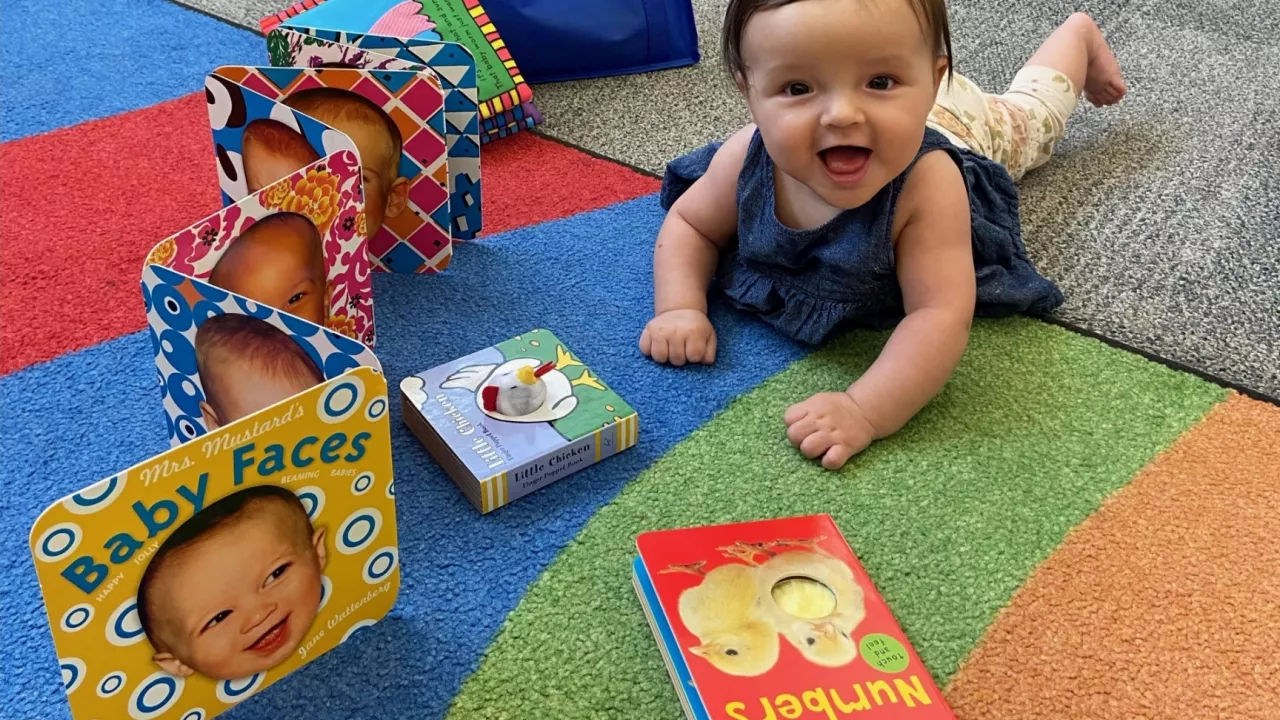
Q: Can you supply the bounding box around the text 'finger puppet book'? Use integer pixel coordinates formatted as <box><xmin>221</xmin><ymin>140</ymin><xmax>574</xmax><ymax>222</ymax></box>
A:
<box><xmin>633</xmin><ymin>515</ymin><xmax>956</xmax><ymax>720</ymax></box>
<box><xmin>401</xmin><ymin>329</ymin><xmax>638</xmax><ymax>513</ymax></box>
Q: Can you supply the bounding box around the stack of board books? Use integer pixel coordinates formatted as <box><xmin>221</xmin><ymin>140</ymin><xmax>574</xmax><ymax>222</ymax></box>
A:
<box><xmin>401</xmin><ymin>329</ymin><xmax>638</xmax><ymax>513</ymax></box>
<box><xmin>633</xmin><ymin>514</ymin><xmax>956</xmax><ymax>719</ymax></box>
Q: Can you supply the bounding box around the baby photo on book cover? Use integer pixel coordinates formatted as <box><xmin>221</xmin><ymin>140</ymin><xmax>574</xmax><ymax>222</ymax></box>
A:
<box><xmin>145</xmin><ymin>152</ymin><xmax>373</xmax><ymax>345</ymax></box>
<box><xmin>142</xmin><ymin>264</ymin><xmax>382</xmax><ymax>446</ymax></box>
<box><xmin>266</xmin><ymin>27</ymin><xmax>484</xmax><ymax>240</ymax></box>
<box><xmin>29</xmin><ymin>368</ymin><xmax>400</xmax><ymax>720</ymax></box>
<box><xmin>206</xmin><ymin>62</ymin><xmax>452</xmax><ymax>274</ymax></box>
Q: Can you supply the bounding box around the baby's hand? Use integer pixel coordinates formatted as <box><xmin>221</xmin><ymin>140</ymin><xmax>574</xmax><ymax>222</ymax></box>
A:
<box><xmin>640</xmin><ymin>309</ymin><xmax>717</xmax><ymax>366</ymax></box>
<box><xmin>784</xmin><ymin>392</ymin><xmax>878</xmax><ymax>470</ymax></box>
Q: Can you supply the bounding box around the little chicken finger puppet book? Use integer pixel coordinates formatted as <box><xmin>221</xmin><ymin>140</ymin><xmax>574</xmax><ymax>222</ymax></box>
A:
<box><xmin>634</xmin><ymin>515</ymin><xmax>956</xmax><ymax>720</ymax></box>
<box><xmin>400</xmin><ymin>328</ymin><xmax>638</xmax><ymax>513</ymax></box>
<box><xmin>30</xmin><ymin>365</ymin><xmax>401</xmax><ymax>720</ymax></box>
<box><xmin>263</xmin><ymin>26</ymin><xmax>483</xmax><ymax>240</ymax></box>
<box><xmin>259</xmin><ymin>0</ymin><xmax>540</xmax><ymax>142</ymax></box>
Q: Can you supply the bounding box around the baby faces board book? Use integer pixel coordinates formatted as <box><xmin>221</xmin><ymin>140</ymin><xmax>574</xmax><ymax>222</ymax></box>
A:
<box><xmin>265</xmin><ymin>25</ymin><xmax>485</xmax><ymax>241</ymax></box>
<box><xmin>633</xmin><ymin>515</ymin><xmax>956</xmax><ymax>720</ymax></box>
<box><xmin>206</xmin><ymin>56</ymin><xmax>456</xmax><ymax>274</ymax></box>
<box><xmin>29</xmin><ymin>366</ymin><xmax>401</xmax><ymax>720</ymax></box>
<box><xmin>259</xmin><ymin>0</ymin><xmax>540</xmax><ymax>142</ymax></box>
<box><xmin>141</xmin><ymin>152</ymin><xmax>386</xmax><ymax>448</ymax></box>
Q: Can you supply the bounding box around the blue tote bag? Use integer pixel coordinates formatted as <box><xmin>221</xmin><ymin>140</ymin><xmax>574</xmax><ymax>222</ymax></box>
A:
<box><xmin>480</xmin><ymin>0</ymin><xmax>700</xmax><ymax>84</ymax></box>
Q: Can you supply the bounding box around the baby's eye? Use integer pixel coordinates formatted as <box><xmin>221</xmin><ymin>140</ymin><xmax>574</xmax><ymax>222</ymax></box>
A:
<box><xmin>265</xmin><ymin>563</ymin><xmax>291</xmax><ymax>585</ymax></box>
<box><xmin>785</xmin><ymin>82</ymin><xmax>811</xmax><ymax>97</ymax></box>
<box><xmin>203</xmin><ymin>610</ymin><xmax>232</xmax><ymax>632</ymax></box>
<box><xmin>868</xmin><ymin>76</ymin><xmax>896</xmax><ymax>91</ymax></box>
<box><xmin>287</xmin><ymin>291</ymin><xmax>307</xmax><ymax>306</ymax></box>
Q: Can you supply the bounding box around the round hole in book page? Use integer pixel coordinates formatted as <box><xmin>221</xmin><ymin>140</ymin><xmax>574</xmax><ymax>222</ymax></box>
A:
<box><xmin>770</xmin><ymin>576</ymin><xmax>837</xmax><ymax>619</ymax></box>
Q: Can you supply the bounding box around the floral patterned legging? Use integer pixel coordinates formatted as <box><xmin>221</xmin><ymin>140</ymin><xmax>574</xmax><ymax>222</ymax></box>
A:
<box><xmin>927</xmin><ymin>66</ymin><xmax>1080</xmax><ymax>182</ymax></box>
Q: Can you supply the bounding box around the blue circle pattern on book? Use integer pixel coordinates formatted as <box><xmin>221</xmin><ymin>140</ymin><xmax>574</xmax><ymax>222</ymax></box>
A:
<box><xmin>144</xmin><ymin>264</ymin><xmax>378</xmax><ymax>443</ymax></box>
<box><xmin>60</xmin><ymin>658</ymin><xmax>86</xmax><ymax>693</ymax></box>
<box><xmin>215</xmin><ymin>673</ymin><xmax>264</xmax><ymax>705</ymax></box>
<box><xmin>61</xmin><ymin>603</ymin><xmax>94</xmax><ymax>633</ymax></box>
<box><xmin>106</xmin><ymin>597</ymin><xmax>146</xmax><ymax>647</ymax></box>
<box><xmin>337</xmin><ymin>508</ymin><xmax>383</xmax><ymax>555</ymax></box>
<box><xmin>97</xmin><ymin>671</ymin><xmax>127</xmax><ymax>699</ymax></box>
<box><xmin>128</xmin><ymin>670</ymin><xmax>185</xmax><ymax>719</ymax></box>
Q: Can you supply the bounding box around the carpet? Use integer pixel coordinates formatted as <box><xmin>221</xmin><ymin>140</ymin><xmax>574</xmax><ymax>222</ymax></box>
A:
<box><xmin>3</xmin><ymin>1</ymin><xmax>1279</xmax><ymax>719</ymax></box>
<box><xmin>166</xmin><ymin>0</ymin><xmax>1280</xmax><ymax>399</ymax></box>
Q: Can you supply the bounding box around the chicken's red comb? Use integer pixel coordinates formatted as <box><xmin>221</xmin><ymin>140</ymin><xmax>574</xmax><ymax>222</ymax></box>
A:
<box><xmin>481</xmin><ymin>385</ymin><xmax>499</xmax><ymax>412</ymax></box>
<box><xmin>533</xmin><ymin>361</ymin><xmax>555</xmax><ymax>378</ymax></box>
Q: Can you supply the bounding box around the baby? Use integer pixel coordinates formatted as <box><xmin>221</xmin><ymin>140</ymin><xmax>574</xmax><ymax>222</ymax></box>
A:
<box><xmin>241</xmin><ymin>118</ymin><xmax>321</xmax><ymax>194</ymax></box>
<box><xmin>283</xmin><ymin>86</ymin><xmax>409</xmax><ymax>240</ymax></box>
<box><xmin>195</xmin><ymin>313</ymin><xmax>325</xmax><ymax>431</ymax></box>
<box><xmin>136</xmin><ymin>484</ymin><xmax>327</xmax><ymax>680</ymax></box>
<box><xmin>209</xmin><ymin>212</ymin><xmax>328</xmax><ymax>327</ymax></box>
<box><xmin>640</xmin><ymin>0</ymin><xmax>1125</xmax><ymax>469</ymax></box>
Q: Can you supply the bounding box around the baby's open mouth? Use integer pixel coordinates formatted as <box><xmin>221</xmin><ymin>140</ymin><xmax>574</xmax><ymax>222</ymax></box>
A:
<box><xmin>819</xmin><ymin>146</ymin><xmax>871</xmax><ymax>179</ymax></box>
<box><xmin>246</xmin><ymin>615</ymin><xmax>290</xmax><ymax>655</ymax></box>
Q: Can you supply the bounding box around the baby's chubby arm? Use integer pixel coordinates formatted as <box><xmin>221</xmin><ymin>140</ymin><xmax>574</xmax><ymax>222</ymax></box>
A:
<box><xmin>850</xmin><ymin>149</ymin><xmax>977</xmax><ymax>438</ymax></box>
<box><xmin>640</xmin><ymin>124</ymin><xmax>754</xmax><ymax>366</ymax></box>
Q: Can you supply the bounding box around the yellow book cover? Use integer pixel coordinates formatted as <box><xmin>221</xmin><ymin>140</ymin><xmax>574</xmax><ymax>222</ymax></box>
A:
<box><xmin>29</xmin><ymin>367</ymin><xmax>399</xmax><ymax>720</ymax></box>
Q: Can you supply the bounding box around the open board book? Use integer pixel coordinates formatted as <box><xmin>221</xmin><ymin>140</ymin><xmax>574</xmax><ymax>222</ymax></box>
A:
<box><xmin>24</xmin><ymin>27</ymin><xmax>463</xmax><ymax>715</ymax></box>
<box><xmin>634</xmin><ymin>515</ymin><xmax>957</xmax><ymax>720</ymax></box>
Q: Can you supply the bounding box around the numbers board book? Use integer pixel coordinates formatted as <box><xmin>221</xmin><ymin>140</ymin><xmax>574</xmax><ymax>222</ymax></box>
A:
<box><xmin>633</xmin><ymin>515</ymin><xmax>956</xmax><ymax>720</ymax></box>
<box><xmin>259</xmin><ymin>0</ymin><xmax>540</xmax><ymax>142</ymax></box>
<box><xmin>30</xmin><ymin>366</ymin><xmax>400</xmax><ymax>720</ymax></box>
<box><xmin>400</xmin><ymin>329</ymin><xmax>638</xmax><ymax>513</ymax></box>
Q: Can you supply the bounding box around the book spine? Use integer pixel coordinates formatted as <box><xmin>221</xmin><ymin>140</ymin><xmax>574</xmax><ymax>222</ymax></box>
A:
<box><xmin>477</xmin><ymin>413</ymin><xmax>639</xmax><ymax>513</ymax></box>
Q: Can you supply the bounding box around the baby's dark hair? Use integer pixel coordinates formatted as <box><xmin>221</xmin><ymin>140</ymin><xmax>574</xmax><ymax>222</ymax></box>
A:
<box><xmin>136</xmin><ymin>484</ymin><xmax>313</xmax><ymax>648</ymax></box>
<box><xmin>721</xmin><ymin>0</ymin><xmax>953</xmax><ymax>85</ymax></box>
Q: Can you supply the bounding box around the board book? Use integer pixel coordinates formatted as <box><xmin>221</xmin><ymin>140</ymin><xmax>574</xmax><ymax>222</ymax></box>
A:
<box><xmin>633</xmin><ymin>515</ymin><xmax>956</xmax><ymax>720</ymax></box>
<box><xmin>30</xmin><ymin>366</ymin><xmax>400</xmax><ymax>720</ymax></box>
<box><xmin>205</xmin><ymin>59</ymin><xmax>457</xmax><ymax>273</ymax></box>
<box><xmin>263</xmin><ymin>26</ymin><xmax>486</xmax><ymax>242</ymax></box>
<box><xmin>400</xmin><ymin>329</ymin><xmax>638</xmax><ymax>513</ymax></box>
<box><xmin>259</xmin><ymin>0</ymin><xmax>541</xmax><ymax>143</ymax></box>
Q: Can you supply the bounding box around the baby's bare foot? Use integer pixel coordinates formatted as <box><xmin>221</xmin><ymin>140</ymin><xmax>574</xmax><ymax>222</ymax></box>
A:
<box><xmin>1073</xmin><ymin>13</ymin><xmax>1126</xmax><ymax>106</ymax></box>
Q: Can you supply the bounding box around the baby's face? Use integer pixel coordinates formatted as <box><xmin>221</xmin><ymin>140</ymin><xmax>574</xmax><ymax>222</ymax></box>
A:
<box><xmin>739</xmin><ymin>0</ymin><xmax>946</xmax><ymax>211</ymax></box>
<box><xmin>211</xmin><ymin>221</ymin><xmax>327</xmax><ymax>326</ymax></box>
<box><xmin>329</xmin><ymin>119</ymin><xmax>403</xmax><ymax>239</ymax></box>
<box><xmin>148</xmin><ymin>502</ymin><xmax>325</xmax><ymax>680</ymax></box>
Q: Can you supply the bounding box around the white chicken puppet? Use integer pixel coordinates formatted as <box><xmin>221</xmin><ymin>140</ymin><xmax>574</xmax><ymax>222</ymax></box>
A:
<box><xmin>441</xmin><ymin>357</ymin><xmax>579</xmax><ymax>423</ymax></box>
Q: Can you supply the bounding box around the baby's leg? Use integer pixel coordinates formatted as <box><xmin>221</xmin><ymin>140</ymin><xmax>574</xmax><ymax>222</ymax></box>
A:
<box><xmin>928</xmin><ymin>13</ymin><xmax>1125</xmax><ymax>181</ymax></box>
<box><xmin>1025</xmin><ymin>13</ymin><xmax>1126</xmax><ymax>108</ymax></box>
<box><xmin>992</xmin><ymin>13</ymin><xmax>1126</xmax><ymax>178</ymax></box>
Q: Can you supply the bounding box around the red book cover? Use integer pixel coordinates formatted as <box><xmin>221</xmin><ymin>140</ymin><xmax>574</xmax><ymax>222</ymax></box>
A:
<box><xmin>635</xmin><ymin>515</ymin><xmax>955</xmax><ymax>719</ymax></box>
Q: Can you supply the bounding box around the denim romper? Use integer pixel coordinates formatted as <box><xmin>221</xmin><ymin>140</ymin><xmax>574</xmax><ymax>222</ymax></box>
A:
<box><xmin>659</xmin><ymin>127</ymin><xmax>1064</xmax><ymax>345</ymax></box>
